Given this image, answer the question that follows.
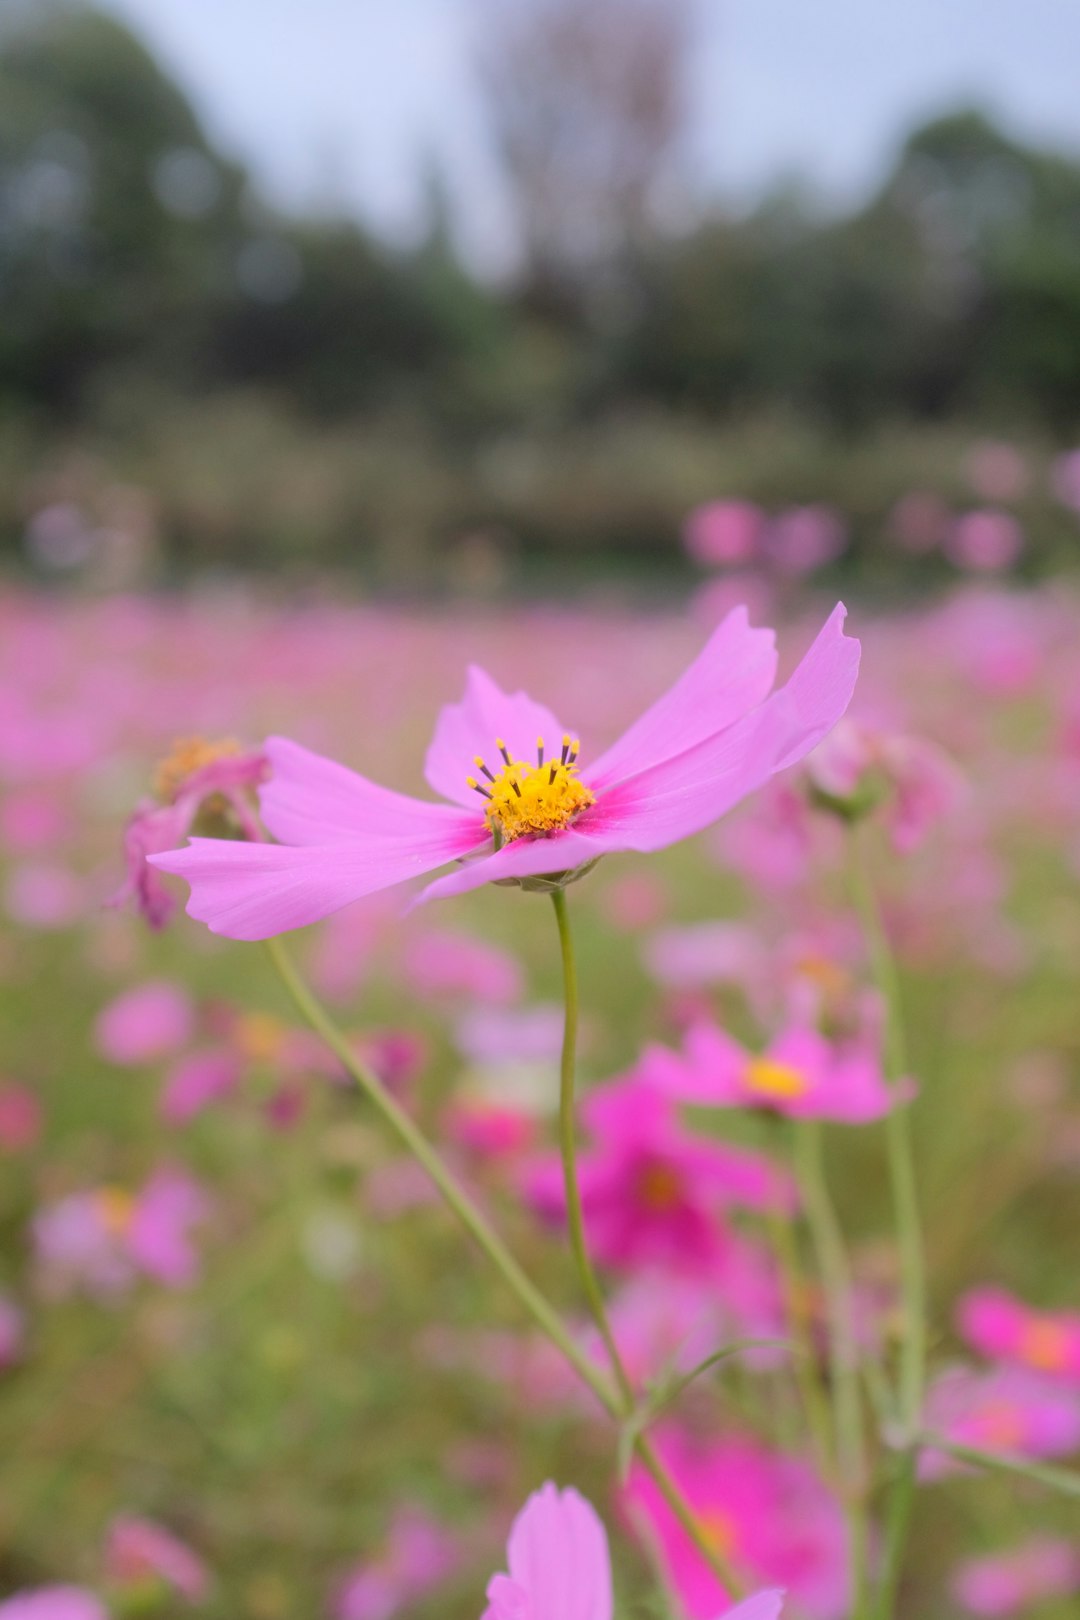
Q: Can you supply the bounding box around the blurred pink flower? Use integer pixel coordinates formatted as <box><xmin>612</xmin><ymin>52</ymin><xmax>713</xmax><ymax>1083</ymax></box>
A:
<box><xmin>94</xmin><ymin>981</ymin><xmax>194</xmax><ymax>1066</ymax></box>
<box><xmin>650</xmin><ymin>1019</ymin><xmax>901</xmax><ymax>1124</ymax></box>
<box><xmin>126</xmin><ymin>1169</ymin><xmax>210</xmax><ymax>1287</ymax></box>
<box><xmin>765</xmin><ymin>507</ymin><xmax>846</xmax><ymax>576</ymax></box>
<box><xmin>4</xmin><ymin>864</ymin><xmax>85</xmax><ymax>930</ymax></box>
<box><xmin>150</xmin><ymin>606</ymin><xmax>859</xmax><ymax>934</ymax></box>
<box><xmin>526</xmin><ymin>1073</ymin><xmax>792</xmax><ymax>1274</ymax></box>
<box><xmin>1050</xmin><ymin>449</ymin><xmax>1080</xmax><ymax>513</ymax></box>
<box><xmin>624</xmin><ymin>1427</ymin><xmax>846</xmax><ymax>1618</ymax></box>
<box><xmin>0</xmin><ymin>1083</ymin><xmax>43</xmax><ymax>1153</ymax></box>
<box><xmin>105</xmin><ymin>1515</ymin><xmax>209</xmax><ymax>1602</ymax></box>
<box><xmin>404</xmin><ymin>927</ymin><xmax>524</xmax><ymax>1005</ymax></box>
<box><xmin>0</xmin><ymin>1293</ymin><xmax>25</xmax><ymax>1370</ymax></box>
<box><xmin>683</xmin><ymin>501</ymin><xmax>765</xmax><ymax>568</ymax></box>
<box><xmin>965</xmin><ymin>441</ymin><xmax>1028</xmax><ymax>503</ymax></box>
<box><xmin>945</xmin><ymin>511</ymin><xmax>1024</xmax><ymax>573</ymax></box>
<box><xmin>0</xmin><ymin>1590</ymin><xmax>108</xmax><ymax>1620</ymax></box>
<box><xmin>951</xmin><ymin>1538</ymin><xmax>1080</xmax><ymax>1617</ymax></box>
<box><xmin>446</xmin><ymin>1096</ymin><xmax>538</xmax><ymax>1159</ymax></box>
<box><xmin>333</xmin><ymin>1507</ymin><xmax>458</xmax><ymax>1620</ymax></box>
<box><xmin>806</xmin><ymin>718</ymin><xmax>965</xmax><ymax>853</ymax></box>
<box><xmin>34</xmin><ymin>1169</ymin><xmax>210</xmax><ymax>1299</ymax></box>
<box><xmin>921</xmin><ymin>1366</ymin><xmax>1080</xmax><ymax>1479</ymax></box>
<box><xmin>887</xmin><ymin>491</ymin><xmax>950</xmax><ymax>555</ymax></box>
<box><xmin>957</xmin><ymin>1287</ymin><xmax>1080</xmax><ymax>1383</ymax></box>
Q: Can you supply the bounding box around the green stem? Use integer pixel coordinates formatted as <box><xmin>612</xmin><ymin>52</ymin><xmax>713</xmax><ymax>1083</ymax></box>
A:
<box><xmin>765</xmin><ymin>1193</ymin><xmax>834</xmax><ymax>1474</ymax></box>
<box><xmin>265</xmin><ymin>935</ymin><xmax>617</xmax><ymax>1416</ymax></box>
<box><xmin>795</xmin><ymin>1120</ymin><xmax>869</xmax><ymax>1617</ymax></box>
<box><xmin>549</xmin><ymin>891</ymin><xmax>744</xmax><ymax>1598</ymax></box>
<box><xmin>918</xmin><ymin>1435</ymin><xmax>1080</xmax><ymax>1498</ymax></box>
<box><xmin>266</xmin><ymin>930</ymin><xmax>744</xmax><ymax>1598</ymax></box>
<box><xmin>849</xmin><ymin>827</ymin><xmax>926</xmax><ymax>1620</ymax></box>
<box><xmin>550</xmin><ymin>889</ymin><xmax>635</xmax><ymax>1410</ymax></box>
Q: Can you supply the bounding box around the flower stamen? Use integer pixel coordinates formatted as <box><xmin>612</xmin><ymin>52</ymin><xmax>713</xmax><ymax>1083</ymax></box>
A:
<box><xmin>468</xmin><ymin>735</ymin><xmax>596</xmax><ymax>842</ymax></box>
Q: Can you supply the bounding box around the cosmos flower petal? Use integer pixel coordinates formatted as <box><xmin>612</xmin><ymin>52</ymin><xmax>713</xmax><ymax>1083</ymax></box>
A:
<box><xmin>149</xmin><ymin>827</ymin><xmax>484</xmax><ymax>940</ymax></box>
<box><xmin>415</xmin><ymin>828</ymin><xmax>610</xmax><ymax>905</ymax></box>
<box><xmin>424</xmin><ymin>665</ymin><xmax>568</xmax><ymax>808</ymax></box>
<box><xmin>585</xmin><ymin>607</ymin><xmax>778</xmax><ymax>792</ymax></box>
<box><xmin>577</xmin><ymin>605</ymin><xmax>859</xmax><ymax>853</ymax></box>
<box><xmin>720</xmin><ymin>1594</ymin><xmax>786</xmax><ymax>1620</ymax></box>
<box><xmin>260</xmin><ymin>736</ymin><xmax>480</xmax><ymax>845</ymax></box>
<box><xmin>504</xmin><ymin>1483</ymin><xmax>613</xmax><ymax>1620</ymax></box>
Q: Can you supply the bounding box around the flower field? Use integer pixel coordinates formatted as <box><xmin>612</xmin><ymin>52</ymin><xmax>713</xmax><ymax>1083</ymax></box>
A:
<box><xmin>3</xmin><ymin>579</ymin><xmax>1080</xmax><ymax>1619</ymax></box>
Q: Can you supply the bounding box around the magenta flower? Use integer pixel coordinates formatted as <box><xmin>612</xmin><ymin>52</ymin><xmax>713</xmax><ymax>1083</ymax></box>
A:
<box><xmin>649</xmin><ymin>1019</ymin><xmax>902</xmax><ymax>1124</ymax></box>
<box><xmin>93</xmin><ymin>981</ymin><xmax>195</xmax><ymax>1067</ymax></box>
<box><xmin>332</xmin><ymin>1507</ymin><xmax>458</xmax><ymax>1620</ymax></box>
<box><xmin>952</xmin><ymin>1538</ymin><xmax>1080</xmax><ymax>1617</ymax></box>
<box><xmin>149</xmin><ymin>605</ymin><xmax>859</xmax><ymax>937</ymax></box>
<box><xmin>623</xmin><ymin>1428</ymin><xmax>846</xmax><ymax>1619</ymax></box>
<box><xmin>957</xmin><ymin>1287</ymin><xmax>1080</xmax><ymax>1384</ymax></box>
<box><xmin>0</xmin><ymin>1592</ymin><xmax>107</xmax><ymax>1620</ymax></box>
<box><xmin>920</xmin><ymin>1366</ymin><xmax>1080</xmax><ymax>1479</ymax></box>
<box><xmin>485</xmin><ymin>1482</ymin><xmax>783</xmax><ymax>1620</ymax></box>
<box><xmin>526</xmin><ymin>1074</ymin><xmax>793</xmax><ymax>1274</ymax></box>
<box><xmin>105</xmin><ymin>1515</ymin><xmax>209</xmax><ymax>1603</ymax></box>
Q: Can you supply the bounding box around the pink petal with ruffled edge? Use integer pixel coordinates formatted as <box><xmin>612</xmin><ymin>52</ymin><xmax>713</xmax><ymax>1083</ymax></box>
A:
<box><xmin>486</xmin><ymin>1483</ymin><xmax>612</xmax><ymax>1620</ymax></box>
<box><xmin>425</xmin><ymin>666</ymin><xmax>568</xmax><ymax>809</ymax></box>
<box><xmin>585</xmin><ymin>606</ymin><xmax>778</xmax><ymax>791</ymax></box>
<box><xmin>150</xmin><ymin>822</ymin><xmax>484</xmax><ymax>941</ymax></box>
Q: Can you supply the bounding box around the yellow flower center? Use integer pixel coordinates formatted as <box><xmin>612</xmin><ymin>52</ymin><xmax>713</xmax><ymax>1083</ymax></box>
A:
<box><xmin>698</xmin><ymin>1509</ymin><xmax>739</xmax><ymax>1561</ymax></box>
<box><xmin>745</xmin><ymin>1057</ymin><xmax>810</xmax><ymax>1100</ymax></box>
<box><xmin>638</xmin><ymin>1163</ymin><xmax>683</xmax><ymax>1211</ymax></box>
<box><xmin>467</xmin><ymin>735</ymin><xmax>595</xmax><ymax>844</ymax></box>
<box><xmin>1018</xmin><ymin>1318</ymin><xmax>1071</xmax><ymax>1373</ymax></box>
<box><xmin>96</xmin><ymin>1186</ymin><xmax>135</xmax><ymax>1236</ymax></box>
<box><xmin>153</xmin><ymin>735</ymin><xmax>241</xmax><ymax>803</ymax></box>
<box><xmin>234</xmin><ymin>1012</ymin><xmax>287</xmax><ymax>1065</ymax></box>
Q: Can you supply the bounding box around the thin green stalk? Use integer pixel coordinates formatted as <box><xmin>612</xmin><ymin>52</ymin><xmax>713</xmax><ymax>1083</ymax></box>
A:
<box><xmin>849</xmin><ymin>826</ymin><xmax>926</xmax><ymax>1620</ymax></box>
<box><xmin>766</xmin><ymin>1195</ymin><xmax>834</xmax><ymax>1475</ymax></box>
<box><xmin>918</xmin><ymin>1435</ymin><xmax>1080</xmax><ymax>1498</ymax></box>
<box><xmin>267</xmin><ymin>931</ymin><xmax>744</xmax><ymax>1598</ymax></box>
<box><xmin>795</xmin><ymin>1119</ymin><xmax>869</xmax><ymax>1617</ymax></box>
<box><xmin>265</xmin><ymin>935</ymin><xmax>617</xmax><ymax>1416</ymax></box>
<box><xmin>550</xmin><ymin>889</ymin><xmax>635</xmax><ymax>1410</ymax></box>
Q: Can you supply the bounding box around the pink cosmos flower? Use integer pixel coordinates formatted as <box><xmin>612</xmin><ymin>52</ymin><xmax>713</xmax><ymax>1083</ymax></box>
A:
<box><xmin>332</xmin><ymin>1507</ymin><xmax>458</xmax><ymax>1620</ymax></box>
<box><xmin>403</xmin><ymin>927</ymin><xmax>524</xmax><ymax>1005</ymax></box>
<box><xmin>486</xmin><ymin>1482</ymin><xmax>783</xmax><ymax>1620</ymax></box>
<box><xmin>951</xmin><ymin>1538</ymin><xmax>1080</xmax><ymax>1617</ymax></box>
<box><xmin>945</xmin><ymin>511</ymin><xmax>1024</xmax><ymax>573</ymax></box>
<box><xmin>649</xmin><ymin>1019</ymin><xmax>900</xmax><ymax>1124</ymax></box>
<box><xmin>526</xmin><ymin>1073</ymin><xmax>793</xmax><ymax>1274</ymax></box>
<box><xmin>0</xmin><ymin>1083</ymin><xmax>43</xmax><ymax>1153</ymax></box>
<box><xmin>94</xmin><ymin>981</ymin><xmax>195</xmax><ymax>1066</ymax></box>
<box><xmin>683</xmin><ymin>501</ymin><xmax>765</xmax><ymax>568</ymax></box>
<box><xmin>33</xmin><ymin>1169</ymin><xmax>210</xmax><ymax>1299</ymax></box>
<box><xmin>623</xmin><ymin>1428</ymin><xmax>845</xmax><ymax>1619</ymax></box>
<box><xmin>806</xmin><ymin>718</ymin><xmax>965</xmax><ymax>854</ymax></box>
<box><xmin>957</xmin><ymin>1287</ymin><xmax>1080</xmax><ymax>1384</ymax></box>
<box><xmin>116</xmin><ymin>739</ymin><xmax>268</xmax><ymax>929</ymax></box>
<box><xmin>149</xmin><ymin>605</ymin><xmax>859</xmax><ymax>937</ymax></box>
<box><xmin>920</xmin><ymin>1366</ymin><xmax>1080</xmax><ymax>1479</ymax></box>
<box><xmin>0</xmin><ymin>1293</ymin><xmax>25</xmax><ymax>1370</ymax></box>
<box><xmin>764</xmin><ymin>507</ymin><xmax>846</xmax><ymax>576</ymax></box>
<box><xmin>105</xmin><ymin>1515</ymin><xmax>209</xmax><ymax>1603</ymax></box>
<box><xmin>0</xmin><ymin>1590</ymin><xmax>107</xmax><ymax>1620</ymax></box>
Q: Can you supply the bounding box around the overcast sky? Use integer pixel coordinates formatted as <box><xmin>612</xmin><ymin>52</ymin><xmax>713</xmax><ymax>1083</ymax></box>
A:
<box><xmin>99</xmin><ymin>0</ymin><xmax>1080</xmax><ymax>271</ymax></box>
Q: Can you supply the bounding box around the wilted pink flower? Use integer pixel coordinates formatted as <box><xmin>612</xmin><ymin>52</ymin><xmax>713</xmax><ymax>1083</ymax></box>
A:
<box><xmin>116</xmin><ymin>739</ymin><xmax>268</xmax><ymax>929</ymax></box>
<box><xmin>404</xmin><ymin>927</ymin><xmax>524</xmax><ymax>1005</ymax></box>
<box><xmin>105</xmin><ymin>1515</ymin><xmax>209</xmax><ymax>1602</ymax></box>
<box><xmin>0</xmin><ymin>1083</ymin><xmax>43</xmax><ymax>1152</ymax></box>
<box><xmin>957</xmin><ymin>1287</ymin><xmax>1080</xmax><ymax>1383</ymax></box>
<box><xmin>806</xmin><ymin>718</ymin><xmax>965</xmax><ymax>852</ymax></box>
<box><xmin>945</xmin><ymin>511</ymin><xmax>1023</xmax><ymax>573</ymax></box>
<box><xmin>150</xmin><ymin>606</ymin><xmax>859</xmax><ymax>935</ymax></box>
<box><xmin>94</xmin><ymin>981</ymin><xmax>194</xmax><ymax>1066</ymax></box>
<box><xmin>952</xmin><ymin>1538</ymin><xmax>1080</xmax><ymax>1617</ymax></box>
<box><xmin>921</xmin><ymin>1366</ymin><xmax>1080</xmax><ymax>1479</ymax></box>
<box><xmin>624</xmin><ymin>1427</ymin><xmax>846</xmax><ymax>1618</ymax></box>
<box><xmin>650</xmin><ymin>1019</ymin><xmax>901</xmax><ymax>1124</ymax></box>
<box><xmin>333</xmin><ymin>1507</ymin><xmax>458</xmax><ymax>1620</ymax></box>
<box><xmin>683</xmin><ymin>501</ymin><xmax>765</xmax><ymax>568</ymax></box>
<box><xmin>526</xmin><ymin>1073</ymin><xmax>792</xmax><ymax>1274</ymax></box>
<box><xmin>0</xmin><ymin>1589</ymin><xmax>108</xmax><ymax>1620</ymax></box>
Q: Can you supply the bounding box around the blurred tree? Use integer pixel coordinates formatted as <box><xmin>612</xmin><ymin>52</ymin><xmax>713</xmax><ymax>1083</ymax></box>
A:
<box><xmin>474</xmin><ymin>0</ymin><xmax>693</xmax><ymax>313</ymax></box>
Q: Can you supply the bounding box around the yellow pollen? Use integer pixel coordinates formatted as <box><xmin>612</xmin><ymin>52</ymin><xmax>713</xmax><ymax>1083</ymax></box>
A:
<box><xmin>153</xmin><ymin>735</ymin><xmax>241</xmax><ymax>802</ymax></box>
<box><xmin>745</xmin><ymin>1057</ymin><xmax>810</xmax><ymax>1100</ymax></box>
<box><xmin>638</xmin><ymin>1163</ymin><xmax>683</xmax><ymax>1211</ymax></box>
<box><xmin>471</xmin><ymin>740</ymin><xmax>595</xmax><ymax>842</ymax></box>
<box><xmin>96</xmin><ymin>1186</ymin><xmax>135</xmax><ymax>1236</ymax></box>
<box><xmin>698</xmin><ymin>1509</ymin><xmax>739</xmax><ymax>1561</ymax></box>
<box><xmin>1018</xmin><ymin>1318</ymin><xmax>1072</xmax><ymax>1373</ymax></box>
